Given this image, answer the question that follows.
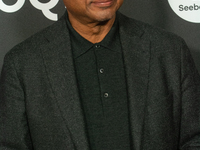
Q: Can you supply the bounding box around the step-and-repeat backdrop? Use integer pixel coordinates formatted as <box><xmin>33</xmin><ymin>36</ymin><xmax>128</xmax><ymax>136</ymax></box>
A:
<box><xmin>0</xmin><ymin>0</ymin><xmax>200</xmax><ymax>72</ymax></box>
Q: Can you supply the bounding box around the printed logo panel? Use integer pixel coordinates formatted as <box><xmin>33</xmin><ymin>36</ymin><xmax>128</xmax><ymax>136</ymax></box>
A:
<box><xmin>0</xmin><ymin>0</ymin><xmax>60</xmax><ymax>21</ymax></box>
<box><xmin>168</xmin><ymin>0</ymin><xmax>200</xmax><ymax>23</ymax></box>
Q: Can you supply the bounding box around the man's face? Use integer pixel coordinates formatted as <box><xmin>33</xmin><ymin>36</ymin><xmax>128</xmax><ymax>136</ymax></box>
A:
<box><xmin>63</xmin><ymin>0</ymin><xmax>124</xmax><ymax>23</ymax></box>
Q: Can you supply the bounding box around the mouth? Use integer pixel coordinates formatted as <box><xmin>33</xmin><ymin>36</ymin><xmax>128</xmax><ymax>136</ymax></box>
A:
<box><xmin>91</xmin><ymin>0</ymin><xmax>114</xmax><ymax>7</ymax></box>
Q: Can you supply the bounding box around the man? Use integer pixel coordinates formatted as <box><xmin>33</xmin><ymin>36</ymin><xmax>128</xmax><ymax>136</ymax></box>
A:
<box><xmin>0</xmin><ymin>0</ymin><xmax>200</xmax><ymax>149</ymax></box>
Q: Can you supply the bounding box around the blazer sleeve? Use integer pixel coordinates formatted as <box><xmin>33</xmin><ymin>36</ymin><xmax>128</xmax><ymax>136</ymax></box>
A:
<box><xmin>0</xmin><ymin>52</ymin><xmax>33</xmax><ymax>150</ymax></box>
<box><xmin>179</xmin><ymin>40</ymin><xmax>200</xmax><ymax>150</ymax></box>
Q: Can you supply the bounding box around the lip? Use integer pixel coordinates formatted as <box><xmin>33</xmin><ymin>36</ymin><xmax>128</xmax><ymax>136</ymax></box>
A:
<box><xmin>91</xmin><ymin>0</ymin><xmax>114</xmax><ymax>7</ymax></box>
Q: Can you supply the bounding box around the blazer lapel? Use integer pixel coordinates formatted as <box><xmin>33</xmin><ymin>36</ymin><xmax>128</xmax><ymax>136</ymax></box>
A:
<box><xmin>40</xmin><ymin>15</ymin><xmax>89</xmax><ymax>150</ymax></box>
<box><xmin>118</xmin><ymin>12</ymin><xmax>150</xmax><ymax>150</ymax></box>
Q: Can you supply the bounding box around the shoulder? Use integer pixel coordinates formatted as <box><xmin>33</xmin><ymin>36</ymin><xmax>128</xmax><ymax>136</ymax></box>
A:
<box><xmin>118</xmin><ymin>12</ymin><xmax>185</xmax><ymax>52</ymax></box>
<box><xmin>5</xmin><ymin>14</ymin><xmax>68</xmax><ymax>62</ymax></box>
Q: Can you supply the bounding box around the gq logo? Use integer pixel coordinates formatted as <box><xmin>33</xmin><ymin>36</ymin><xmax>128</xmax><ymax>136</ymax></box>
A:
<box><xmin>0</xmin><ymin>0</ymin><xmax>59</xmax><ymax>21</ymax></box>
<box><xmin>168</xmin><ymin>0</ymin><xmax>200</xmax><ymax>23</ymax></box>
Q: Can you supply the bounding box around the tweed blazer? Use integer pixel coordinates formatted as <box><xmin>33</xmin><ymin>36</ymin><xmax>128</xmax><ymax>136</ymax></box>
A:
<box><xmin>0</xmin><ymin>12</ymin><xmax>200</xmax><ymax>150</ymax></box>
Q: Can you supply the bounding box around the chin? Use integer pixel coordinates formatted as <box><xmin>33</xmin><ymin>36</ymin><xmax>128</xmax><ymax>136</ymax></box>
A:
<box><xmin>93</xmin><ymin>11</ymin><xmax>116</xmax><ymax>22</ymax></box>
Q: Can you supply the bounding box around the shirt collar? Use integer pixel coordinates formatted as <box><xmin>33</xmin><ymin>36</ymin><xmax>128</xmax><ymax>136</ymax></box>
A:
<box><xmin>66</xmin><ymin>13</ymin><xmax>121</xmax><ymax>58</ymax></box>
<box><xmin>100</xmin><ymin>17</ymin><xmax>120</xmax><ymax>52</ymax></box>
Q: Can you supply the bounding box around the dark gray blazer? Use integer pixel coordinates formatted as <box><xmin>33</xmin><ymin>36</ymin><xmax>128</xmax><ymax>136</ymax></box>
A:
<box><xmin>0</xmin><ymin>12</ymin><xmax>200</xmax><ymax>150</ymax></box>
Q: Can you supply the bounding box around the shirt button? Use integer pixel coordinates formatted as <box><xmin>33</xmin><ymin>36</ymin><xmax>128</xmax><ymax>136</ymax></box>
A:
<box><xmin>95</xmin><ymin>45</ymin><xmax>100</xmax><ymax>48</ymax></box>
<box><xmin>99</xmin><ymin>68</ymin><xmax>104</xmax><ymax>73</ymax></box>
<box><xmin>104</xmin><ymin>93</ymin><xmax>109</xmax><ymax>98</ymax></box>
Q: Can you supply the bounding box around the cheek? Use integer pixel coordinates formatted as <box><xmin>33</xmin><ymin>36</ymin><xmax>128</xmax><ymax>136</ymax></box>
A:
<box><xmin>63</xmin><ymin>0</ymin><xmax>85</xmax><ymax>12</ymax></box>
<box><xmin>65</xmin><ymin>2</ymin><xmax>84</xmax><ymax>15</ymax></box>
<box><xmin>117</xmin><ymin>0</ymin><xmax>124</xmax><ymax>8</ymax></box>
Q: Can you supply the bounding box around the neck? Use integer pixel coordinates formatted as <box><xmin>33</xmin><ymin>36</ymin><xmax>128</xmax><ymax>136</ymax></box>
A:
<box><xmin>68</xmin><ymin>14</ymin><xmax>116</xmax><ymax>43</ymax></box>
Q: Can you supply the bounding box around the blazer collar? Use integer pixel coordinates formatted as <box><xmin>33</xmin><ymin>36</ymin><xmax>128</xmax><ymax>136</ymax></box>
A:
<box><xmin>118</xmin><ymin>12</ymin><xmax>150</xmax><ymax>150</ymax></box>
